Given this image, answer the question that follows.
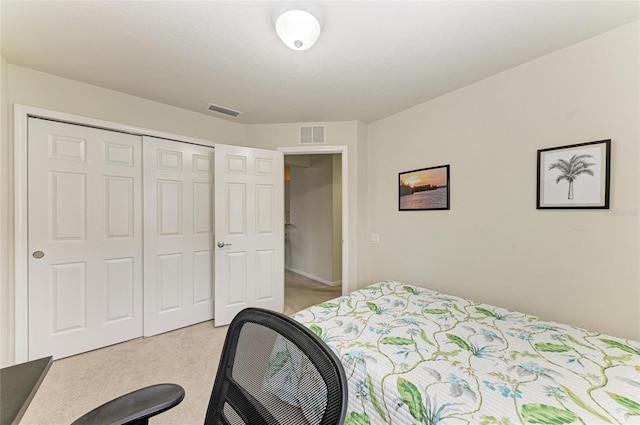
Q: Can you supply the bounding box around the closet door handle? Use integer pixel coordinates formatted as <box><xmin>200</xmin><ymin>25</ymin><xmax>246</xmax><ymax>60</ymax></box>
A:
<box><xmin>217</xmin><ymin>241</ymin><xmax>232</xmax><ymax>248</ymax></box>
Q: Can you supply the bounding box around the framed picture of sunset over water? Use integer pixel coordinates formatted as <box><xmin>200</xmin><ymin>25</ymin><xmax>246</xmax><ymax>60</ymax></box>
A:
<box><xmin>399</xmin><ymin>164</ymin><xmax>450</xmax><ymax>211</ymax></box>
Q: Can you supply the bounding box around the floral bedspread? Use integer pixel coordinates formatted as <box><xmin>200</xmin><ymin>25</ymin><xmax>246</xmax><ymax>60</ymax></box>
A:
<box><xmin>291</xmin><ymin>281</ymin><xmax>640</xmax><ymax>425</ymax></box>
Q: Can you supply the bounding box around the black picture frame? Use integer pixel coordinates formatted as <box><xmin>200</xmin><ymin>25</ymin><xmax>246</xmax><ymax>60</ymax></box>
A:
<box><xmin>537</xmin><ymin>139</ymin><xmax>611</xmax><ymax>209</ymax></box>
<box><xmin>399</xmin><ymin>164</ymin><xmax>450</xmax><ymax>211</ymax></box>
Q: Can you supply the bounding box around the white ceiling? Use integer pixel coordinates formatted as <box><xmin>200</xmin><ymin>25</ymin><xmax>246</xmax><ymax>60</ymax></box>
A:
<box><xmin>1</xmin><ymin>1</ymin><xmax>638</xmax><ymax>125</ymax></box>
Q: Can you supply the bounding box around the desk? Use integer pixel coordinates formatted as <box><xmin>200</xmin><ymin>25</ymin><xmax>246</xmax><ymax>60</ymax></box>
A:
<box><xmin>0</xmin><ymin>356</ymin><xmax>52</xmax><ymax>425</ymax></box>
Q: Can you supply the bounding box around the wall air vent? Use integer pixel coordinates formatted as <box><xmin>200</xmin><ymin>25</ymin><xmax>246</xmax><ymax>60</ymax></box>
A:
<box><xmin>300</xmin><ymin>125</ymin><xmax>325</xmax><ymax>144</ymax></box>
<box><xmin>207</xmin><ymin>103</ymin><xmax>242</xmax><ymax>118</ymax></box>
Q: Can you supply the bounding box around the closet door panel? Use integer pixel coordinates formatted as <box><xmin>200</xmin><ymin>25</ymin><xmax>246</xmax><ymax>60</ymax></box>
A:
<box><xmin>143</xmin><ymin>137</ymin><xmax>214</xmax><ymax>336</ymax></box>
<box><xmin>28</xmin><ymin>118</ymin><xmax>143</xmax><ymax>360</ymax></box>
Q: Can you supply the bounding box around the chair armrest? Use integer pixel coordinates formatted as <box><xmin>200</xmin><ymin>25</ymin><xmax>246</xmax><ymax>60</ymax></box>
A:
<box><xmin>71</xmin><ymin>383</ymin><xmax>185</xmax><ymax>425</ymax></box>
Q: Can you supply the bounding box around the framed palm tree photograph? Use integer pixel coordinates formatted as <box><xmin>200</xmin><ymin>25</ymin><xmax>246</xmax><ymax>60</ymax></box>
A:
<box><xmin>537</xmin><ymin>139</ymin><xmax>611</xmax><ymax>209</ymax></box>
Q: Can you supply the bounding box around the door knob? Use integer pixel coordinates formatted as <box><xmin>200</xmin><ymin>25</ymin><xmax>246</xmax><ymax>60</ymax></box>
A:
<box><xmin>33</xmin><ymin>251</ymin><xmax>45</xmax><ymax>259</ymax></box>
<box><xmin>217</xmin><ymin>241</ymin><xmax>232</xmax><ymax>248</ymax></box>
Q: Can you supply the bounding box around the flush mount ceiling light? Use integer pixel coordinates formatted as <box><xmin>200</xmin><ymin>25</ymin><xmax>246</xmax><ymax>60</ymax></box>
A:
<box><xmin>275</xmin><ymin>9</ymin><xmax>322</xmax><ymax>51</ymax></box>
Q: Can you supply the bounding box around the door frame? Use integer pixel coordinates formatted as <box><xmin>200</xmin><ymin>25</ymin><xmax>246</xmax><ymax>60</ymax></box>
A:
<box><xmin>13</xmin><ymin>104</ymin><xmax>216</xmax><ymax>363</ymax></box>
<box><xmin>277</xmin><ymin>146</ymin><xmax>349</xmax><ymax>296</ymax></box>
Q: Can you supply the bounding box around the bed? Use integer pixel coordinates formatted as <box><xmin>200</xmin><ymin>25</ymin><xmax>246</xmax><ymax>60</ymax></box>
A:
<box><xmin>290</xmin><ymin>281</ymin><xmax>640</xmax><ymax>424</ymax></box>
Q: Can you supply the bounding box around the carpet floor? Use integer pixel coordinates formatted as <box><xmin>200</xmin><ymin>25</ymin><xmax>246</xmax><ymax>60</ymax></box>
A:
<box><xmin>20</xmin><ymin>271</ymin><xmax>342</xmax><ymax>424</ymax></box>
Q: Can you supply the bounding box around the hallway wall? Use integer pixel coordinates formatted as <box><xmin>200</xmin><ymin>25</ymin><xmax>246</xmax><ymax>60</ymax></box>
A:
<box><xmin>288</xmin><ymin>155</ymin><xmax>340</xmax><ymax>285</ymax></box>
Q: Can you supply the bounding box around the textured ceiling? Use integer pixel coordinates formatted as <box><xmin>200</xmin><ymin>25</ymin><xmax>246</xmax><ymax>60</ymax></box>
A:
<box><xmin>1</xmin><ymin>1</ymin><xmax>638</xmax><ymax>124</ymax></box>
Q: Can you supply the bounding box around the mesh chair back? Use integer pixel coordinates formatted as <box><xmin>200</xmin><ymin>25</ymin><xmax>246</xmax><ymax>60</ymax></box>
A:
<box><xmin>204</xmin><ymin>308</ymin><xmax>348</xmax><ymax>425</ymax></box>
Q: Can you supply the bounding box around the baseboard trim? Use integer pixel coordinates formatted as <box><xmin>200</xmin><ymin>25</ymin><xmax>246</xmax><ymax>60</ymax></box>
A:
<box><xmin>285</xmin><ymin>267</ymin><xmax>341</xmax><ymax>287</ymax></box>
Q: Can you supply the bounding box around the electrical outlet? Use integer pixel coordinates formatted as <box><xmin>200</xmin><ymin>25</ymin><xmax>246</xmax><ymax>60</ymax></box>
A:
<box><xmin>370</xmin><ymin>234</ymin><xmax>380</xmax><ymax>244</ymax></box>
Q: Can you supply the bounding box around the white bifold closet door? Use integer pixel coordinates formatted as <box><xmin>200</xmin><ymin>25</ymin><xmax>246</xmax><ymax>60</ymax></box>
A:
<box><xmin>27</xmin><ymin>118</ymin><xmax>281</xmax><ymax>359</ymax></box>
<box><xmin>143</xmin><ymin>136</ymin><xmax>215</xmax><ymax>336</ymax></box>
<box><xmin>28</xmin><ymin>118</ymin><xmax>143</xmax><ymax>360</ymax></box>
<box><xmin>213</xmin><ymin>144</ymin><xmax>284</xmax><ymax>326</ymax></box>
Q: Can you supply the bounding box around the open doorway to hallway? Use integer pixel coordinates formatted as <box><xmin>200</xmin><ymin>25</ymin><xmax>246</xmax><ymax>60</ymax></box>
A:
<box><xmin>284</xmin><ymin>153</ymin><xmax>343</xmax><ymax>314</ymax></box>
<box><xmin>284</xmin><ymin>270</ymin><xmax>342</xmax><ymax>315</ymax></box>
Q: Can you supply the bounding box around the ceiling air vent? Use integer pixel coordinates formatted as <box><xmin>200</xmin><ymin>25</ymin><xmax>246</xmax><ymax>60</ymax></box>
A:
<box><xmin>207</xmin><ymin>103</ymin><xmax>242</xmax><ymax>118</ymax></box>
<box><xmin>300</xmin><ymin>125</ymin><xmax>325</xmax><ymax>144</ymax></box>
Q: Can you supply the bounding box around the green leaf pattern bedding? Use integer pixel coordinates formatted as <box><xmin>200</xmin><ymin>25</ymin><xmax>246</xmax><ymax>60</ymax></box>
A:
<box><xmin>291</xmin><ymin>281</ymin><xmax>640</xmax><ymax>424</ymax></box>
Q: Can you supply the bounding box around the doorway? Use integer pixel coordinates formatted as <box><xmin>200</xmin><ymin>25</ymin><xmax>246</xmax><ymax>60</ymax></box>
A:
<box><xmin>279</xmin><ymin>146</ymin><xmax>348</xmax><ymax>312</ymax></box>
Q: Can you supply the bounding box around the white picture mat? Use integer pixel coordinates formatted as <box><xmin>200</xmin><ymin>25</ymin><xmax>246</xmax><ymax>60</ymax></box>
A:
<box><xmin>539</xmin><ymin>143</ymin><xmax>607</xmax><ymax>207</ymax></box>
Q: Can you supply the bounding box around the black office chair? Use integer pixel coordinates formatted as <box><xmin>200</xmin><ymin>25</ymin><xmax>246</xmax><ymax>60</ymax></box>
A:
<box><xmin>73</xmin><ymin>308</ymin><xmax>348</xmax><ymax>425</ymax></box>
<box><xmin>205</xmin><ymin>307</ymin><xmax>348</xmax><ymax>425</ymax></box>
<box><xmin>71</xmin><ymin>384</ymin><xmax>185</xmax><ymax>425</ymax></box>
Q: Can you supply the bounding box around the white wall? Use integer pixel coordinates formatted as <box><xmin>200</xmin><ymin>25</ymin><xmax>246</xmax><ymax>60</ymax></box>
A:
<box><xmin>1</xmin><ymin>55</ymin><xmax>10</xmax><ymax>367</ymax></box>
<box><xmin>246</xmin><ymin>122</ymin><xmax>363</xmax><ymax>292</ymax></box>
<box><xmin>365</xmin><ymin>22</ymin><xmax>640</xmax><ymax>340</ymax></box>
<box><xmin>1</xmin><ymin>65</ymin><xmax>247</xmax><ymax>365</ymax></box>
<box><xmin>288</xmin><ymin>155</ymin><xmax>336</xmax><ymax>283</ymax></box>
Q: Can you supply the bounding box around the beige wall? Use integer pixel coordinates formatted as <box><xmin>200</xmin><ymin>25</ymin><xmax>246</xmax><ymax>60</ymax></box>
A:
<box><xmin>332</xmin><ymin>154</ymin><xmax>343</xmax><ymax>283</ymax></box>
<box><xmin>8</xmin><ymin>65</ymin><xmax>247</xmax><ymax>144</ymax></box>
<box><xmin>288</xmin><ymin>155</ymin><xmax>336</xmax><ymax>283</ymax></box>
<box><xmin>365</xmin><ymin>22</ymin><xmax>640</xmax><ymax>340</ymax></box>
<box><xmin>356</xmin><ymin>121</ymin><xmax>369</xmax><ymax>286</ymax></box>
<box><xmin>1</xmin><ymin>65</ymin><xmax>248</xmax><ymax>365</ymax></box>
<box><xmin>1</xmin><ymin>55</ymin><xmax>10</xmax><ymax>367</ymax></box>
<box><xmin>246</xmin><ymin>122</ymin><xmax>363</xmax><ymax>292</ymax></box>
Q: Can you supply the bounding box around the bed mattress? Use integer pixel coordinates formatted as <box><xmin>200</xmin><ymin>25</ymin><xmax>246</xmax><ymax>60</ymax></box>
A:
<box><xmin>292</xmin><ymin>281</ymin><xmax>640</xmax><ymax>424</ymax></box>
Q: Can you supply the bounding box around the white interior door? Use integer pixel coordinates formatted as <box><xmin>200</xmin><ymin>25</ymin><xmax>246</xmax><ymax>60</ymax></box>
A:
<box><xmin>143</xmin><ymin>137</ymin><xmax>215</xmax><ymax>336</ymax></box>
<box><xmin>214</xmin><ymin>144</ymin><xmax>284</xmax><ymax>326</ymax></box>
<box><xmin>28</xmin><ymin>118</ymin><xmax>143</xmax><ymax>359</ymax></box>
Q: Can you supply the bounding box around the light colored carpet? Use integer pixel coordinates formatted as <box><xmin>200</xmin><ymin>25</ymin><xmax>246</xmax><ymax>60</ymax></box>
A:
<box><xmin>283</xmin><ymin>270</ymin><xmax>342</xmax><ymax>315</ymax></box>
<box><xmin>20</xmin><ymin>271</ymin><xmax>342</xmax><ymax>424</ymax></box>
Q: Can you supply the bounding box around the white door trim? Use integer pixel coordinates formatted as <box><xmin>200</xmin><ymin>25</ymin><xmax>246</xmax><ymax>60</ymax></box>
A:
<box><xmin>13</xmin><ymin>104</ymin><xmax>217</xmax><ymax>363</ymax></box>
<box><xmin>277</xmin><ymin>145</ymin><xmax>349</xmax><ymax>297</ymax></box>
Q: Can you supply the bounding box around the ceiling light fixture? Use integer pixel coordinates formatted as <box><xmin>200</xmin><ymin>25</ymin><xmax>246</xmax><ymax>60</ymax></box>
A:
<box><xmin>275</xmin><ymin>9</ymin><xmax>322</xmax><ymax>51</ymax></box>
